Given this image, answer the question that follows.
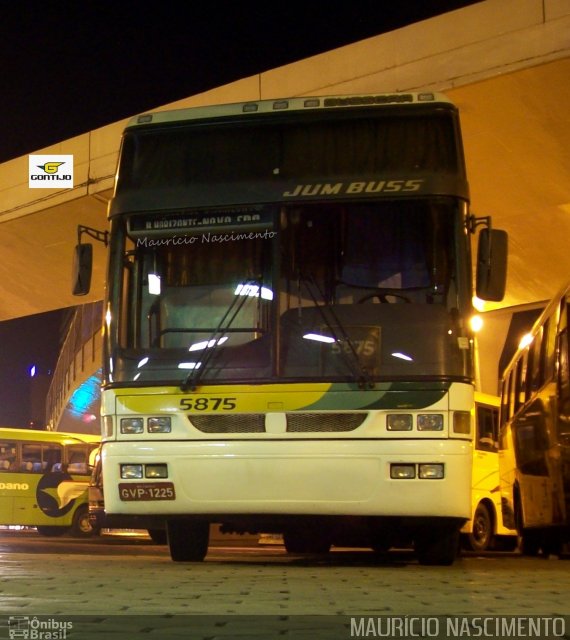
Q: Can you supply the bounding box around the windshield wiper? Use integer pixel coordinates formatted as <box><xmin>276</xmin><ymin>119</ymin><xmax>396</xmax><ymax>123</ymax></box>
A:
<box><xmin>300</xmin><ymin>273</ymin><xmax>374</xmax><ymax>389</ymax></box>
<box><xmin>180</xmin><ymin>279</ymin><xmax>260</xmax><ymax>392</ymax></box>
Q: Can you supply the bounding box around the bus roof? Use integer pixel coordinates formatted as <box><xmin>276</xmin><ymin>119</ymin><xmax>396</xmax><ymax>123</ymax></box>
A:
<box><xmin>126</xmin><ymin>92</ymin><xmax>455</xmax><ymax>130</ymax></box>
<box><xmin>0</xmin><ymin>428</ymin><xmax>100</xmax><ymax>446</ymax></box>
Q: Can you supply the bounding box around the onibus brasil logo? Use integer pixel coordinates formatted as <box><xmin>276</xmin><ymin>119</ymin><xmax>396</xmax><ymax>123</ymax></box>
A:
<box><xmin>8</xmin><ymin>615</ymin><xmax>73</xmax><ymax>639</ymax></box>
<box><xmin>28</xmin><ymin>155</ymin><xmax>74</xmax><ymax>188</ymax></box>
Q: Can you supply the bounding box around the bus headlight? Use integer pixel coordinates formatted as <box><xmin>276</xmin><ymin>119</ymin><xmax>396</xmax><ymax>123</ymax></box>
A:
<box><xmin>417</xmin><ymin>414</ymin><xmax>443</xmax><ymax>431</ymax></box>
<box><xmin>418</xmin><ymin>463</ymin><xmax>444</xmax><ymax>479</ymax></box>
<box><xmin>148</xmin><ymin>417</ymin><xmax>172</xmax><ymax>433</ymax></box>
<box><xmin>387</xmin><ymin>414</ymin><xmax>413</xmax><ymax>431</ymax></box>
<box><xmin>120</xmin><ymin>418</ymin><xmax>144</xmax><ymax>434</ymax></box>
<box><xmin>120</xmin><ymin>464</ymin><xmax>143</xmax><ymax>479</ymax></box>
<box><xmin>145</xmin><ymin>464</ymin><xmax>168</xmax><ymax>478</ymax></box>
<box><xmin>390</xmin><ymin>464</ymin><xmax>416</xmax><ymax>479</ymax></box>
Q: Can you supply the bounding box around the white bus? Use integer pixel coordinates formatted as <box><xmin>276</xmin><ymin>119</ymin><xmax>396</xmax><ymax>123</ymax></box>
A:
<box><xmin>74</xmin><ymin>93</ymin><xmax>507</xmax><ymax>564</ymax></box>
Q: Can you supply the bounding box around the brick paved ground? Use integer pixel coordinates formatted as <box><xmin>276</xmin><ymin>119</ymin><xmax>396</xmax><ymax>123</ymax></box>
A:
<box><xmin>0</xmin><ymin>533</ymin><xmax>568</xmax><ymax>639</ymax></box>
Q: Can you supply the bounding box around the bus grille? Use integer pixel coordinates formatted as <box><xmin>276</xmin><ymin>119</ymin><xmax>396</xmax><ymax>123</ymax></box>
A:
<box><xmin>286</xmin><ymin>413</ymin><xmax>367</xmax><ymax>432</ymax></box>
<box><xmin>189</xmin><ymin>414</ymin><xmax>265</xmax><ymax>433</ymax></box>
<box><xmin>188</xmin><ymin>413</ymin><xmax>367</xmax><ymax>433</ymax></box>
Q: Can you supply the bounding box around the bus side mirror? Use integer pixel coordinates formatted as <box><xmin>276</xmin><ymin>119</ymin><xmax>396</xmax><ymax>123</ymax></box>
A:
<box><xmin>72</xmin><ymin>243</ymin><xmax>93</xmax><ymax>296</ymax></box>
<box><xmin>476</xmin><ymin>228</ymin><xmax>508</xmax><ymax>302</ymax></box>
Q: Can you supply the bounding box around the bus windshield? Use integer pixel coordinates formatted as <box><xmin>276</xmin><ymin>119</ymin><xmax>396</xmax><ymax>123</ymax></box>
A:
<box><xmin>111</xmin><ymin>198</ymin><xmax>469</xmax><ymax>386</ymax></box>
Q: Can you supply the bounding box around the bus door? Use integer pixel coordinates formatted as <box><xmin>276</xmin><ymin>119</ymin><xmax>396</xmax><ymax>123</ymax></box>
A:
<box><xmin>0</xmin><ymin>439</ymin><xmax>18</xmax><ymax>523</ymax></box>
<box><xmin>513</xmin><ymin>405</ymin><xmax>553</xmax><ymax>528</ymax></box>
<box><xmin>472</xmin><ymin>403</ymin><xmax>499</xmax><ymax>494</ymax></box>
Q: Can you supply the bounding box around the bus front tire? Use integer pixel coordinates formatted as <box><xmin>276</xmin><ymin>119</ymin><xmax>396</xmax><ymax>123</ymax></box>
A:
<box><xmin>70</xmin><ymin>505</ymin><xmax>99</xmax><ymax>538</ymax></box>
<box><xmin>416</xmin><ymin>525</ymin><xmax>459</xmax><ymax>566</ymax></box>
<box><xmin>467</xmin><ymin>503</ymin><xmax>493</xmax><ymax>552</ymax></box>
<box><xmin>167</xmin><ymin>519</ymin><xmax>209</xmax><ymax>562</ymax></box>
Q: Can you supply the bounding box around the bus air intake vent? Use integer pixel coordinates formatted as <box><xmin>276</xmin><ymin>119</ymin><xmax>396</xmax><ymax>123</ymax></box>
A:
<box><xmin>286</xmin><ymin>413</ymin><xmax>367</xmax><ymax>432</ymax></box>
<box><xmin>189</xmin><ymin>414</ymin><xmax>265</xmax><ymax>433</ymax></box>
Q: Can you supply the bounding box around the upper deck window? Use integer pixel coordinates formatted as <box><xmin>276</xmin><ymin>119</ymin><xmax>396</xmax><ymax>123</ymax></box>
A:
<box><xmin>117</xmin><ymin>112</ymin><xmax>461</xmax><ymax>192</ymax></box>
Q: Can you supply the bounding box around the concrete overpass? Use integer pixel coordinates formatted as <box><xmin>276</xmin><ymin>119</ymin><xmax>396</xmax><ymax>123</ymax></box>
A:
<box><xmin>1</xmin><ymin>0</ymin><xmax>569</xmax><ymax>395</ymax></box>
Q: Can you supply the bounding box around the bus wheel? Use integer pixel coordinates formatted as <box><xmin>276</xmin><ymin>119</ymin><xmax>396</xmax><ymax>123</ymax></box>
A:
<box><xmin>36</xmin><ymin>526</ymin><xmax>69</xmax><ymax>537</ymax></box>
<box><xmin>467</xmin><ymin>503</ymin><xmax>493</xmax><ymax>552</ymax></box>
<box><xmin>167</xmin><ymin>519</ymin><xmax>209</xmax><ymax>562</ymax></box>
<box><xmin>416</xmin><ymin>526</ymin><xmax>459</xmax><ymax>565</ymax></box>
<box><xmin>71</xmin><ymin>505</ymin><xmax>98</xmax><ymax>538</ymax></box>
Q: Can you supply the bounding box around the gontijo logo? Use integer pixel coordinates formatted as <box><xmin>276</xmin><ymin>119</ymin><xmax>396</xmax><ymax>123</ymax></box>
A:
<box><xmin>38</xmin><ymin>161</ymin><xmax>64</xmax><ymax>173</ymax></box>
<box><xmin>28</xmin><ymin>154</ymin><xmax>74</xmax><ymax>188</ymax></box>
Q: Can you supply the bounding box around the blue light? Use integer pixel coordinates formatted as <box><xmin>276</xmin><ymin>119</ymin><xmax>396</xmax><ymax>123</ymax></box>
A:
<box><xmin>67</xmin><ymin>369</ymin><xmax>102</xmax><ymax>418</ymax></box>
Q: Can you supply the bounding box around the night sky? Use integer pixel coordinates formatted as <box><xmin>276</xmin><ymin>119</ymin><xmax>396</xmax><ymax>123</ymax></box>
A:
<box><xmin>0</xmin><ymin>1</ymin><xmax>482</xmax><ymax>164</ymax></box>
<box><xmin>0</xmin><ymin>310</ymin><xmax>69</xmax><ymax>427</ymax></box>
<box><xmin>0</xmin><ymin>0</ymin><xmax>482</xmax><ymax>426</ymax></box>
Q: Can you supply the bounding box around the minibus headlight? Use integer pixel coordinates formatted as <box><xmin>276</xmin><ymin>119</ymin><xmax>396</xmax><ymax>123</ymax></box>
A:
<box><xmin>387</xmin><ymin>414</ymin><xmax>413</xmax><ymax>431</ymax></box>
<box><xmin>453</xmin><ymin>411</ymin><xmax>471</xmax><ymax>434</ymax></box>
<box><xmin>417</xmin><ymin>414</ymin><xmax>443</xmax><ymax>431</ymax></box>
<box><xmin>120</xmin><ymin>418</ymin><xmax>144</xmax><ymax>434</ymax></box>
<box><xmin>390</xmin><ymin>464</ymin><xmax>416</xmax><ymax>479</ymax></box>
<box><xmin>418</xmin><ymin>463</ymin><xmax>444</xmax><ymax>479</ymax></box>
<box><xmin>145</xmin><ymin>464</ymin><xmax>168</xmax><ymax>478</ymax></box>
<box><xmin>148</xmin><ymin>417</ymin><xmax>172</xmax><ymax>433</ymax></box>
<box><xmin>120</xmin><ymin>464</ymin><xmax>143</xmax><ymax>479</ymax></box>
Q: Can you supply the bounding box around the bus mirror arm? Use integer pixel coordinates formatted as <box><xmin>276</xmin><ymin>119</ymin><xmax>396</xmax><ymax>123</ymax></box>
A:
<box><xmin>72</xmin><ymin>225</ymin><xmax>109</xmax><ymax>296</ymax></box>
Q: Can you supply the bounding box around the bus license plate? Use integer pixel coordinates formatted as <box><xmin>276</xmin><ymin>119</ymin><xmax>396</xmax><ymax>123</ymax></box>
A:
<box><xmin>119</xmin><ymin>482</ymin><xmax>176</xmax><ymax>501</ymax></box>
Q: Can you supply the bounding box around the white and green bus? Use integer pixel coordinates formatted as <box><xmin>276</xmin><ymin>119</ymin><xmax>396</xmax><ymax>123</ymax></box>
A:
<box><xmin>0</xmin><ymin>428</ymin><xmax>100</xmax><ymax>537</ymax></box>
<box><xmin>74</xmin><ymin>93</ymin><xmax>507</xmax><ymax>564</ymax></box>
